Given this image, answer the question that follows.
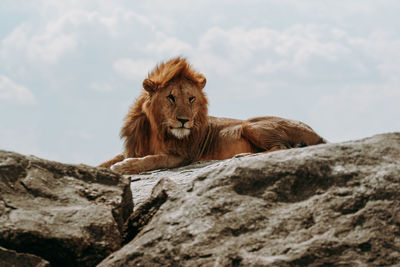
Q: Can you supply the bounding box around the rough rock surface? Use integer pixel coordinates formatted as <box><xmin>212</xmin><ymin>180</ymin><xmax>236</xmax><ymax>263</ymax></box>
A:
<box><xmin>100</xmin><ymin>133</ymin><xmax>400</xmax><ymax>266</ymax></box>
<box><xmin>0</xmin><ymin>151</ymin><xmax>133</xmax><ymax>266</ymax></box>
<box><xmin>129</xmin><ymin>160</ymin><xmax>218</xmax><ymax>210</ymax></box>
<box><xmin>0</xmin><ymin>246</ymin><xmax>50</xmax><ymax>267</ymax></box>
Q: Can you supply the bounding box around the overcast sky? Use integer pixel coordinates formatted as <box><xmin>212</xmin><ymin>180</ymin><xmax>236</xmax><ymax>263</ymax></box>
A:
<box><xmin>1</xmin><ymin>1</ymin><xmax>399</xmax><ymax>165</ymax></box>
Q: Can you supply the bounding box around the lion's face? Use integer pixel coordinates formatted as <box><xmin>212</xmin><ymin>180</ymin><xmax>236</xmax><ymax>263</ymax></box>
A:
<box><xmin>146</xmin><ymin>78</ymin><xmax>208</xmax><ymax>139</ymax></box>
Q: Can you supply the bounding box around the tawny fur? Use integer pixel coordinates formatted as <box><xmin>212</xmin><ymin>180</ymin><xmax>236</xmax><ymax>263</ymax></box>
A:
<box><xmin>99</xmin><ymin>57</ymin><xmax>325</xmax><ymax>174</ymax></box>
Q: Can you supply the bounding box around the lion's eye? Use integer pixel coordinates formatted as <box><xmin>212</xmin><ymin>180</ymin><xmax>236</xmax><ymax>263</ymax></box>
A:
<box><xmin>167</xmin><ymin>94</ymin><xmax>175</xmax><ymax>103</ymax></box>
<box><xmin>189</xmin><ymin>96</ymin><xmax>195</xmax><ymax>103</ymax></box>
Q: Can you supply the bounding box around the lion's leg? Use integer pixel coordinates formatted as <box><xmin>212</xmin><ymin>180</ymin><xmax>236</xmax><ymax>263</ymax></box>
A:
<box><xmin>241</xmin><ymin>116</ymin><xmax>325</xmax><ymax>152</ymax></box>
<box><xmin>98</xmin><ymin>153</ymin><xmax>125</xmax><ymax>168</ymax></box>
<box><xmin>110</xmin><ymin>154</ymin><xmax>185</xmax><ymax>175</ymax></box>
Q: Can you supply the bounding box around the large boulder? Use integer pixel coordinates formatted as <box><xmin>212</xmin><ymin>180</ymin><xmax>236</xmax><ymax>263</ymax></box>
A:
<box><xmin>0</xmin><ymin>151</ymin><xmax>133</xmax><ymax>266</ymax></box>
<box><xmin>100</xmin><ymin>133</ymin><xmax>400</xmax><ymax>266</ymax></box>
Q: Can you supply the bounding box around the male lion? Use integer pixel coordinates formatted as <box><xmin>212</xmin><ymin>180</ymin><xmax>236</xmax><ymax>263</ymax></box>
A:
<box><xmin>99</xmin><ymin>57</ymin><xmax>325</xmax><ymax>174</ymax></box>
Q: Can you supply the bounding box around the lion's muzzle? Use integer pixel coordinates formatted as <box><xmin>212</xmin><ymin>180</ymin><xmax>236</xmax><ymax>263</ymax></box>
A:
<box><xmin>170</xmin><ymin>128</ymin><xmax>191</xmax><ymax>139</ymax></box>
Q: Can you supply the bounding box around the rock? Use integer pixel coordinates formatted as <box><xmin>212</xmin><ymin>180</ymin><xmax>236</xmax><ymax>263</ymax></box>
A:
<box><xmin>99</xmin><ymin>133</ymin><xmax>400</xmax><ymax>266</ymax></box>
<box><xmin>0</xmin><ymin>151</ymin><xmax>133</xmax><ymax>266</ymax></box>
<box><xmin>0</xmin><ymin>246</ymin><xmax>50</xmax><ymax>267</ymax></box>
<box><xmin>129</xmin><ymin>160</ymin><xmax>218</xmax><ymax>210</ymax></box>
<box><xmin>122</xmin><ymin>178</ymin><xmax>179</xmax><ymax>245</ymax></box>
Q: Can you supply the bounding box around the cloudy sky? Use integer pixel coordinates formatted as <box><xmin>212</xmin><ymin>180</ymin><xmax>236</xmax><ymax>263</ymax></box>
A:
<box><xmin>1</xmin><ymin>1</ymin><xmax>399</xmax><ymax>165</ymax></box>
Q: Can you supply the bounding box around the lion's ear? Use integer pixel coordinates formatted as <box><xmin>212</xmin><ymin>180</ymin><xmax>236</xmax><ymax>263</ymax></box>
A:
<box><xmin>196</xmin><ymin>75</ymin><xmax>206</xmax><ymax>90</ymax></box>
<box><xmin>143</xmin><ymin>78</ymin><xmax>157</xmax><ymax>93</ymax></box>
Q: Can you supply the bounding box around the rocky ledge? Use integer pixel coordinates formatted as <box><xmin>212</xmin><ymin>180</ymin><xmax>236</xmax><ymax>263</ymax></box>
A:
<box><xmin>101</xmin><ymin>133</ymin><xmax>400</xmax><ymax>266</ymax></box>
<box><xmin>0</xmin><ymin>151</ymin><xmax>132</xmax><ymax>266</ymax></box>
<box><xmin>1</xmin><ymin>133</ymin><xmax>400</xmax><ymax>266</ymax></box>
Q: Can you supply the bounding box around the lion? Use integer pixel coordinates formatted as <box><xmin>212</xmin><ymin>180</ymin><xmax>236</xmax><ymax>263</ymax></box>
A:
<box><xmin>99</xmin><ymin>57</ymin><xmax>325</xmax><ymax>174</ymax></box>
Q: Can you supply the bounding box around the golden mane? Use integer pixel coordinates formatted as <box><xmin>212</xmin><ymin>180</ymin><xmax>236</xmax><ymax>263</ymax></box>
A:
<box><xmin>144</xmin><ymin>57</ymin><xmax>205</xmax><ymax>90</ymax></box>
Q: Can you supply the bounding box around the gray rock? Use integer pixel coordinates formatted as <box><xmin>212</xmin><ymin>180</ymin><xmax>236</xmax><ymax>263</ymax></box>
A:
<box><xmin>99</xmin><ymin>133</ymin><xmax>400</xmax><ymax>266</ymax></box>
<box><xmin>0</xmin><ymin>151</ymin><xmax>133</xmax><ymax>266</ymax></box>
<box><xmin>129</xmin><ymin>160</ymin><xmax>220</xmax><ymax>210</ymax></box>
<box><xmin>0</xmin><ymin>246</ymin><xmax>50</xmax><ymax>267</ymax></box>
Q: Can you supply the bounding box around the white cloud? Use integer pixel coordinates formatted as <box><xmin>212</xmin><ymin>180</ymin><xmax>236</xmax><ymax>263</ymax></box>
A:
<box><xmin>0</xmin><ymin>75</ymin><xmax>36</xmax><ymax>104</ymax></box>
<box><xmin>113</xmin><ymin>58</ymin><xmax>155</xmax><ymax>80</ymax></box>
<box><xmin>348</xmin><ymin>31</ymin><xmax>400</xmax><ymax>82</ymax></box>
<box><xmin>194</xmin><ymin>24</ymin><xmax>400</xmax><ymax>93</ymax></box>
<box><xmin>1</xmin><ymin>23</ymin><xmax>77</xmax><ymax>63</ymax></box>
<box><xmin>144</xmin><ymin>33</ymin><xmax>192</xmax><ymax>58</ymax></box>
<box><xmin>30</xmin><ymin>33</ymin><xmax>77</xmax><ymax>63</ymax></box>
<box><xmin>0</xmin><ymin>6</ymin><xmax>157</xmax><ymax>64</ymax></box>
<box><xmin>197</xmin><ymin>26</ymin><xmax>350</xmax><ymax>74</ymax></box>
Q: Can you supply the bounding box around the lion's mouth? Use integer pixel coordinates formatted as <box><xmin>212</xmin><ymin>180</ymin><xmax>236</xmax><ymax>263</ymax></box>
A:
<box><xmin>170</xmin><ymin>127</ymin><xmax>191</xmax><ymax>139</ymax></box>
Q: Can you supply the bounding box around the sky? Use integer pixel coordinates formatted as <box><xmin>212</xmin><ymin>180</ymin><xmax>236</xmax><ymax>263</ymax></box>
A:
<box><xmin>0</xmin><ymin>0</ymin><xmax>399</xmax><ymax>165</ymax></box>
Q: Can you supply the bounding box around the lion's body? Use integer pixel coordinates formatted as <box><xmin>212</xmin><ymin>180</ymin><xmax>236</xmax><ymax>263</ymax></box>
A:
<box><xmin>99</xmin><ymin>57</ymin><xmax>325</xmax><ymax>174</ymax></box>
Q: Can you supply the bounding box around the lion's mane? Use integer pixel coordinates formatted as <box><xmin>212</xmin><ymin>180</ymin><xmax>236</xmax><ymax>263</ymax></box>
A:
<box><xmin>120</xmin><ymin>57</ymin><xmax>209</xmax><ymax>161</ymax></box>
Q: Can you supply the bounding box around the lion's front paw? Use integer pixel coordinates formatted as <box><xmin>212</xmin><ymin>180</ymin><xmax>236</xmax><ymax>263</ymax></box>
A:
<box><xmin>110</xmin><ymin>161</ymin><xmax>126</xmax><ymax>174</ymax></box>
<box><xmin>110</xmin><ymin>158</ymin><xmax>142</xmax><ymax>175</ymax></box>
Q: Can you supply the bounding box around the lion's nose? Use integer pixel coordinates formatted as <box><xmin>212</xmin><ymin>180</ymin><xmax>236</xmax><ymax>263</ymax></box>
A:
<box><xmin>177</xmin><ymin>118</ymin><xmax>189</xmax><ymax>127</ymax></box>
